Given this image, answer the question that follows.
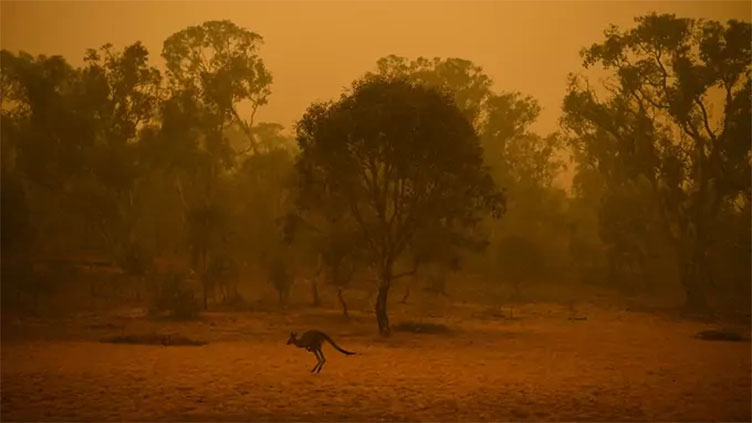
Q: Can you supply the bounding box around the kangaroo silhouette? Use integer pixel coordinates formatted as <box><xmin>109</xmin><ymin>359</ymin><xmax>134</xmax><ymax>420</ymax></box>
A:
<box><xmin>287</xmin><ymin>330</ymin><xmax>355</xmax><ymax>373</ymax></box>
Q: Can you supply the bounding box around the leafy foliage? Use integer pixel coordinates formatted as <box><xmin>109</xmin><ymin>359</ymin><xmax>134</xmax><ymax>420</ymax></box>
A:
<box><xmin>163</xmin><ymin>19</ymin><xmax>272</xmax><ymax>155</ymax></box>
<box><xmin>564</xmin><ymin>14</ymin><xmax>751</xmax><ymax>309</ymax></box>
<box><xmin>296</xmin><ymin>77</ymin><xmax>503</xmax><ymax>334</ymax></box>
<box><xmin>372</xmin><ymin>55</ymin><xmax>567</xmax><ymax>293</ymax></box>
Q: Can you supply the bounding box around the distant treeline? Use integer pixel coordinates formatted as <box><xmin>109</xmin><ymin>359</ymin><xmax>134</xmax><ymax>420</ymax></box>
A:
<box><xmin>1</xmin><ymin>15</ymin><xmax>749</xmax><ymax>331</ymax></box>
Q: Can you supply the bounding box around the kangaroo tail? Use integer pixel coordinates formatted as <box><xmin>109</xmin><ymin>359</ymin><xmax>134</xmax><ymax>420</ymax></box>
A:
<box><xmin>322</xmin><ymin>333</ymin><xmax>355</xmax><ymax>355</ymax></box>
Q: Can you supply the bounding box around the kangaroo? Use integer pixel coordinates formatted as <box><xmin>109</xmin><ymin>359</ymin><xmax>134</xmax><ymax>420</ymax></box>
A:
<box><xmin>286</xmin><ymin>330</ymin><xmax>355</xmax><ymax>373</ymax></box>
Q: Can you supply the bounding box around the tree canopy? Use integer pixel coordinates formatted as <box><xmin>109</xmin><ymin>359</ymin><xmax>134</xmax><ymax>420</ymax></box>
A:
<box><xmin>296</xmin><ymin>77</ymin><xmax>503</xmax><ymax>334</ymax></box>
<box><xmin>563</xmin><ymin>14</ymin><xmax>751</xmax><ymax>309</ymax></box>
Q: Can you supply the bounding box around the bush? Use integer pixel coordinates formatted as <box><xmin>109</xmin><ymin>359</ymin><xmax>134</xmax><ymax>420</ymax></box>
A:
<box><xmin>695</xmin><ymin>329</ymin><xmax>749</xmax><ymax>342</ymax></box>
<box><xmin>149</xmin><ymin>272</ymin><xmax>200</xmax><ymax>319</ymax></box>
<box><xmin>120</xmin><ymin>243</ymin><xmax>152</xmax><ymax>277</ymax></box>
<box><xmin>267</xmin><ymin>256</ymin><xmax>293</xmax><ymax>306</ymax></box>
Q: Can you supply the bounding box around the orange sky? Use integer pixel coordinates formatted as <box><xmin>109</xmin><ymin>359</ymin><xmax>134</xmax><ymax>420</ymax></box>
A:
<box><xmin>2</xmin><ymin>1</ymin><xmax>750</xmax><ymax>135</ymax></box>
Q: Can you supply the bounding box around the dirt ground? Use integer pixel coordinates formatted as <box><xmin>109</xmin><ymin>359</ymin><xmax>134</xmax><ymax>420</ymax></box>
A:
<box><xmin>2</xmin><ymin>291</ymin><xmax>750</xmax><ymax>422</ymax></box>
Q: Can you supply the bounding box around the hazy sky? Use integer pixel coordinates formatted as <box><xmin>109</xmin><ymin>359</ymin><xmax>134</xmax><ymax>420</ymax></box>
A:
<box><xmin>2</xmin><ymin>1</ymin><xmax>750</xmax><ymax>135</ymax></box>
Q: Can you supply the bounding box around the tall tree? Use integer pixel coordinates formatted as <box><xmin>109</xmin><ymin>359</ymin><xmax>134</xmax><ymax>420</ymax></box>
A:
<box><xmin>1</xmin><ymin>51</ymin><xmax>85</xmax><ymax>190</ymax></box>
<box><xmin>371</xmin><ymin>55</ymin><xmax>556</xmax><ymax>181</ymax></box>
<box><xmin>373</xmin><ymin>55</ymin><xmax>492</xmax><ymax>125</ymax></box>
<box><xmin>563</xmin><ymin>14</ymin><xmax>751</xmax><ymax>309</ymax></box>
<box><xmin>162</xmin><ymin>19</ymin><xmax>272</xmax><ymax>156</ymax></box>
<box><xmin>161</xmin><ymin>20</ymin><xmax>274</xmax><ymax>308</ymax></box>
<box><xmin>79</xmin><ymin>42</ymin><xmax>162</xmax><ymax>268</ymax></box>
<box><xmin>1</xmin><ymin>44</ymin><xmax>161</xmax><ymax>267</ymax></box>
<box><xmin>296</xmin><ymin>78</ymin><xmax>503</xmax><ymax>335</ymax></box>
<box><xmin>371</xmin><ymin>56</ymin><xmax>564</xmax><ymax>288</ymax></box>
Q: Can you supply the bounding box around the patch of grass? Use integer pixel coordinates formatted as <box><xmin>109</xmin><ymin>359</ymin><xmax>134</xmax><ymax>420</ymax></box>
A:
<box><xmin>101</xmin><ymin>333</ymin><xmax>207</xmax><ymax>346</ymax></box>
<box><xmin>393</xmin><ymin>321</ymin><xmax>450</xmax><ymax>334</ymax></box>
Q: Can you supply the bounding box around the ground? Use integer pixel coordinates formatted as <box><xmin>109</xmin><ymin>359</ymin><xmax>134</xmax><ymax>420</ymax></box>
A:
<box><xmin>1</xmin><ymin>285</ymin><xmax>750</xmax><ymax>422</ymax></box>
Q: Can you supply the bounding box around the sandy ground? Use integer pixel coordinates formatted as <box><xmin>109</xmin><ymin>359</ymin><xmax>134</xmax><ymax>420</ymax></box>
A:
<box><xmin>2</xmin><ymin>300</ymin><xmax>750</xmax><ymax>422</ymax></box>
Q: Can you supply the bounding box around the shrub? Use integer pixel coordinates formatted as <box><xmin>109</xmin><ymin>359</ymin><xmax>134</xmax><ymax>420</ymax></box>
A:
<box><xmin>149</xmin><ymin>272</ymin><xmax>200</xmax><ymax>319</ymax></box>
<box><xmin>267</xmin><ymin>256</ymin><xmax>293</xmax><ymax>306</ymax></box>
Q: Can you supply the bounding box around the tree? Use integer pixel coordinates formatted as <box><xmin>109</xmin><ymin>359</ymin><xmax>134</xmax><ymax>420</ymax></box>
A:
<box><xmin>481</xmin><ymin>94</ymin><xmax>563</xmax><ymax>190</ymax></box>
<box><xmin>0</xmin><ymin>51</ymin><xmax>86</xmax><ymax>190</ymax></box>
<box><xmin>372</xmin><ymin>56</ymin><xmax>566</xmax><ymax>291</ymax></box>
<box><xmin>373</xmin><ymin>55</ymin><xmax>493</xmax><ymax>125</ymax></box>
<box><xmin>563</xmin><ymin>14</ymin><xmax>751</xmax><ymax>310</ymax></box>
<box><xmin>266</xmin><ymin>247</ymin><xmax>294</xmax><ymax>306</ymax></box>
<box><xmin>1</xmin><ymin>44</ymin><xmax>165</xmax><ymax>303</ymax></box>
<box><xmin>83</xmin><ymin>42</ymin><xmax>162</xmax><ymax>147</ymax></box>
<box><xmin>0</xmin><ymin>170</ymin><xmax>36</xmax><ymax>304</ymax></box>
<box><xmin>280</xmin><ymin>210</ymin><xmax>353</xmax><ymax>309</ymax></box>
<box><xmin>80</xmin><ymin>42</ymin><xmax>162</xmax><ymax>276</ymax></box>
<box><xmin>370</xmin><ymin>56</ymin><xmax>559</xmax><ymax>184</ymax></box>
<box><xmin>162</xmin><ymin>19</ymin><xmax>272</xmax><ymax>156</ymax></box>
<box><xmin>296</xmin><ymin>78</ymin><xmax>503</xmax><ymax>335</ymax></box>
<box><xmin>160</xmin><ymin>20</ymin><xmax>274</xmax><ymax>308</ymax></box>
<box><xmin>319</xmin><ymin>222</ymin><xmax>362</xmax><ymax>317</ymax></box>
<box><xmin>1</xmin><ymin>44</ymin><xmax>162</xmax><ymax>267</ymax></box>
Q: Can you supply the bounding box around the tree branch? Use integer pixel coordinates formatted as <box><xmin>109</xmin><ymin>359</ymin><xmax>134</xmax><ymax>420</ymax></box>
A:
<box><xmin>230</xmin><ymin>104</ymin><xmax>259</xmax><ymax>155</ymax></box>
<box><xmin>349</xmin><ymin>200</ymin><xmax>380</xmax><ymax>260</ymax></box>
<box><xmin>392</xmin><ymin>266</ymin><xmax>419</xmax><ymax>281</ymax></box>
<box><xmin>694</xmin><ymin>98</ymin><xmax>717</xmax><ymax>143</ymax></box>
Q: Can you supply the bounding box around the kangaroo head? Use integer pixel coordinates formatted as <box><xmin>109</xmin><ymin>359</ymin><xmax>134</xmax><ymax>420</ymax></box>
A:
<box><xmin>286</xmin><ymin>332</ymin><xmax>297</xmax><ymax>345</ymax></box>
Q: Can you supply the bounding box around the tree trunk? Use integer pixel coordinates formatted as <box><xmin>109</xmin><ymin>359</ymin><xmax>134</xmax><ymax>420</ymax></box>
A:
<box><xmin>312</xmin><ymin>279</ymin><xmax>320</xmax><ymax>307</ymax></box>
<box><xmin>680</xmin><ymin>246</ymin><xmax>709</xmax><ymax>312</ymax></box>
<box><xmin>337</xmin><ymin>288</ymin><xmax>349</xmax><ymax>318</ymax></box>
<box><xmin>375</xmin><ymin>277</ymin><xmax>391</xmax><ymax>336</ymax></box>
<box><xmin>199</xmin><ymin>250</ymin><xmax>209</xmax><ymax>311</ymax></box>
<box><xmin>401</xmin><ymin>286</ymin><xmax>410</xmax><ymax>304</ymax></box>
<box><xmin>203</xmin><ymin>285</ymin><xmax>208</xmax><ymax>310</ymax></box>
<box><xmin>202</xmin><ymin>266</ymin><xmax>210</xmax><ymax>310</ymax></box>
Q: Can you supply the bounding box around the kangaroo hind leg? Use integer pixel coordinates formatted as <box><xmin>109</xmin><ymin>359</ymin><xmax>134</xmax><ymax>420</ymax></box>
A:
<box><xmin>310</xmin><ymin>349</ymin><xmax>322</xmax><ymax>373</ymax></box>
<box><xmin>311</xmin><ymin>349</ymin><xmax>326</xmax><ymax>373</ymax></box>
<box><xmin>316</xmin><ymin>349</ymin><xmax>326</xmax><ymax>373</ymax></box>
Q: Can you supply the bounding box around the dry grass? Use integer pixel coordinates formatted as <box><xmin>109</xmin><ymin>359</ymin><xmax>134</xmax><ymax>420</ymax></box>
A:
<box><xmin>1</xmin><ymin>289</ymin><xmax>750</xmax><ymax>422</ymax></box>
